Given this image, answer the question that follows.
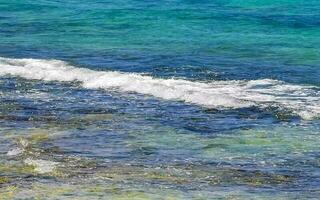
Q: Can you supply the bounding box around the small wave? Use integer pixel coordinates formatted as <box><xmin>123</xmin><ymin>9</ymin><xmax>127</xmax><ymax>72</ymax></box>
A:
<box><xmin>0</xmin><ymin>57</ymin><xmax>319</xmax><ymax>120</ymax></box>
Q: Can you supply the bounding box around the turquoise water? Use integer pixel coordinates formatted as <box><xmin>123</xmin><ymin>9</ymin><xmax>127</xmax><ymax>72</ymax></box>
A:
<box><xmin>0</xmin><ymin>0</ymin><xmax>319</xmax><ymax>199</ymax></box>
<box><xmin>1</xmin><ymin>0</ymin><xmax>320</xmax><ymax>84</ymax></box>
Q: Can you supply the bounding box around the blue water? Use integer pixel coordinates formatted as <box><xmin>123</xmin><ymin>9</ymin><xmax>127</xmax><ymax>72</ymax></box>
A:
<box><xmin>0</xmin><ymin>0</ymin><xmax>319</xmax><ymax>199</ymax></box>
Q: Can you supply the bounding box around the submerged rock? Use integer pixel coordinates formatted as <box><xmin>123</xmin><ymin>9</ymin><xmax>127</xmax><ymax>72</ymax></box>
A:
<box><xmin>0</xmin><ymin>176</ymin><xmax>10</xmax><ymax>184</ymax></box>
<box><xmin>0</xmin><ymin>185</ymin><xmax>17</xmax><ymax>199</ymax></box>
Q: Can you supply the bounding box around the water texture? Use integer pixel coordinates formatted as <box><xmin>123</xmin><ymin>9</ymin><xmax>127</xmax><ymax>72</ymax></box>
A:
<box><xmin>0</xmin><ymin>0</ymin><xmax>319</xmax><ymax>199</ymax></box>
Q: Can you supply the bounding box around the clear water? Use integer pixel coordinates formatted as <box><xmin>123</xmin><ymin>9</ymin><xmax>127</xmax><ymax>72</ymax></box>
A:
<box><xmin>0</xmin><ymin>0</ymin><xmax>319</xmax><ymax>199</ymax></box>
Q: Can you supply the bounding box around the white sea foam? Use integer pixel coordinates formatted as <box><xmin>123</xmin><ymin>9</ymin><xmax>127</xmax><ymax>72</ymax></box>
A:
<box><xmin>24</xmin><ymin>158</ymin><xmax>58</xmax><ymax>174</ymax></box>
<box><xmin>7</xmin><ymin>147</ymin><xmax>24</xmax><ymax>156</ymax></box>
<box><xmin>0</xmin><ymin>57</ymin><xmax>319</xmax><ymax>120</ymax></box>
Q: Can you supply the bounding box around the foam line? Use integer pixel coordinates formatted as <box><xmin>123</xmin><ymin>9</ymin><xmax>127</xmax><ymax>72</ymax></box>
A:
<box><xmin>0</xmin><ymin>57</ymin><xmax>319</xmax><ymax>120</ymax></box>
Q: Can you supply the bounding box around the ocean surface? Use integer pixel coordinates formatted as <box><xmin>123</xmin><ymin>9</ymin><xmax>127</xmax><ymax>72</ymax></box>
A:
<box><xmin>0</xmin><ymin>0</ymin><xmax>319</xmax><ymax>199</ymax></box>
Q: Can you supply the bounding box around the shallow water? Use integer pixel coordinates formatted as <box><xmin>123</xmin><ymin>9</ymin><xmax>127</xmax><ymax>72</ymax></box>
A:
<box><xmin>0</xmin><ymin>0</ymin><xmax>320</xmax><ymax>199</ymax></box>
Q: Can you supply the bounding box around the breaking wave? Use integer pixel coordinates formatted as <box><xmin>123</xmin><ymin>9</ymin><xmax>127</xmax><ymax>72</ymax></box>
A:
<box><xmin>0</xmin><ymin>57</ymin><xmax>319</xmax><ymax>120</ymax></box>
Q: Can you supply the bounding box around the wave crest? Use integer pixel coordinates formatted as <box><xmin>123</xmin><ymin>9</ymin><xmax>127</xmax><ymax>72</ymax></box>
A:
<box><xmin>0</xmin><ymin>57</ymin><xmax>319</xmax><ymax>120</ymax></box>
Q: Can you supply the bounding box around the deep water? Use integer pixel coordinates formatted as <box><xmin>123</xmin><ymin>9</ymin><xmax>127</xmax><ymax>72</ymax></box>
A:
<box><xmin>0</xmin><ymin>0</ymin><xmax>319</xmax><ymax>199</ymax></box>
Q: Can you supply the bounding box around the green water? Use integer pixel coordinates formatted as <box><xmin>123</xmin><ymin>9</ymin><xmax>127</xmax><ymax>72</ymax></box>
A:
<box><xmin>0</xmin><ymin>0</ymin><xmax>320</xmax><ymax>199</ymax></box>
